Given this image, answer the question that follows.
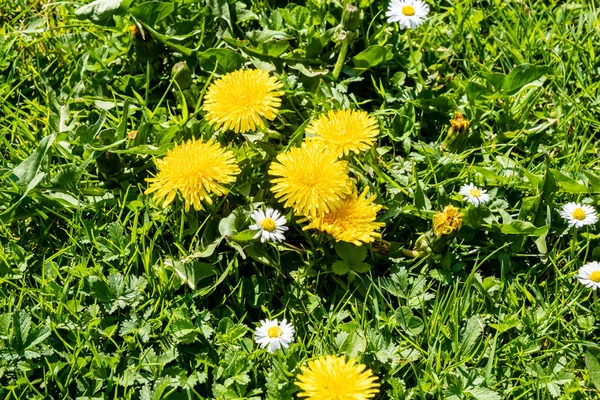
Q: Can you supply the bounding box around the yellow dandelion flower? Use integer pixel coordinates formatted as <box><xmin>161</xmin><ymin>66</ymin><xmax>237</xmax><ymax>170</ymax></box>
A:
<box><xmin>305</xmin><ymin>109</ymin><xmax>379</xmax><ymax>157</ymax></box>
<box><xmin>145</xmin><ymin>139</ymin><xmax>240</xmax><ymax>211</ymax></box>
<box><xmin>202</xmin><ymin>69</ymin><xmax>284</xmax><ymax>133</ymax></box>
<box><xmin>295</xmin><ymin>355</ymin><xmax>380</xmax><ymax>399</ymax></box>
<box><xmin>433</xmin><ymin>205</ymin><xmax>463</xmax><ymax>236</ymax></box>
<box><xmin>269</xmin><ymin>141</ymin><xmax>353</xmax><ymax>217</ymax></box>
<box><xmin>301</xmin><ymin>188</ymin><xmax>385</xmax><ymax>246</ymax></box>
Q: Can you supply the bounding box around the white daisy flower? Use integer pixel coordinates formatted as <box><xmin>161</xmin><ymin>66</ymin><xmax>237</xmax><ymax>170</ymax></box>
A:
<box><xmin>254</xmin><ymin>318</ymin><xmax>295</xmax><ymax>353</ymax></box>
<box><xmin>386</xmin><ymin>0</ymin><xmax>429</xmax><ymax>29</ymax></box>
<box><xmin>459</xmin><ymin>183</ymin><xmax>490</xmax><ymax>206</ymax></box>
<box><xmin>559</xmin><ymin>202</ymin><xmax>598</xmax><ymax>228</ymax></box>
<box><xmin>249</xmin><ymin>208</ymin><xmax>288</xmax><ymax>243</ymax></box>
<box><xmin>578</xmin><ymin>262</ymin><xmax>600</xmax><ymax>290</ymax></box>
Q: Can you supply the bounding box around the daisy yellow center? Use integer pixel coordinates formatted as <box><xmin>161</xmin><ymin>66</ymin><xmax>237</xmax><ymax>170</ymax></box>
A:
<box><xmin>402</xmin><ymin>5</ymin><xmax>415</xmax><ymax>16</ymax></box>
<box><xmin>589</xmin><ymin>271</ymin><xmax>600</xmax><ymax>282</ymax></box>
<box><xmin>469</xmin><ymin>188</ymin><xmax>481</xmax><ymax>198</ymax></box>
<box><xmin>572</xmin><ymin>208</ymin><xmax>586</xmax><ymax>220</ymax></box>
<box><xmin>260</xmin><ymin>218</ymin><xmax>277</xmax><ymax>232</ymax></box>
<box><xmin>267</xmin><ymin>326</ymin><xmax>283</xmax><ymax>338</ymax></box>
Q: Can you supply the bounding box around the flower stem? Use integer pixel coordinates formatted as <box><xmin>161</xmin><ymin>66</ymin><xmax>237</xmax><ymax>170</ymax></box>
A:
<box><xmin>333</xmin><ymin>39</ymin><xmax>350</xmax><ymax>81</ymax></box>
<box><xmin>407</xmin><ymin>30</ymin><xmax>424</xmax><ymax>86</ymax></box>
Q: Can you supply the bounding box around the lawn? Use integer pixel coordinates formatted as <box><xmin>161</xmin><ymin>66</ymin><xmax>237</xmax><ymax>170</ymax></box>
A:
<box><xmin>2</xmin><ymin>0</ymin><xmax>600</xmax><ymax>399</ymax></box>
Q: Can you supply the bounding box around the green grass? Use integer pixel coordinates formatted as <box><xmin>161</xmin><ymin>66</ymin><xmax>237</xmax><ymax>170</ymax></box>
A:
<box><xmin>2</xmin><ymin>0</ymin><xmax>600</xmax><ymax>398</ymax></box>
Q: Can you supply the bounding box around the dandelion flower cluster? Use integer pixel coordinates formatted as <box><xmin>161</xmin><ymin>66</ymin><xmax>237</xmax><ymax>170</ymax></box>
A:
<box><xmin>305</xmin><ymin>109</ymin><xmax>380</xmax><ymax>157</ymax></box>
<box><xmin>433</xmin><ymin>205</ymin><xmax>463</xmax><ymax>236</ymax></box>
<box><xmin>295</xmin><ymin>355</ymin><xmax>380</xmax><ymax>399</ymax></box>
<box><xmin>386</xmin><ymin>0</ymin><xmax>429</xmax><ymax>29</ymax></box>
<box><xmin>302</xmin><ymin>188</ymin><xmax>385</xmax><ymax>245</ymax></box>
<box><xmin>560</xmin><ymin>202</ymin><xmax>598</xmax><ymax>228</ymax></box>
<box><xmin>254</xmin><ymin>318</ymin><xmax>295</xmax><ymax>353</ymax></box>
<box><xmin>145</xmin><ymin>139</ymin><xmax>239</xmax><ymax>211</ymax></box>
<box><xmin>459</xmin><ymin>183</ymin><xmax>490</xmax><ymax>206</ymax></box>
<box><xmin>202</xmin><ymin>69</ymin><xmax>284</xmax><ymax>133</ymax></box>
<box><xmin>249</xmin><ymin>208</ymin><xmax>288</xmax><ymax>243</ymax></box>
<box><xmin>269</xmin><ymin>141</ymin><xmax>353</xmax><ymax>217</ymax></box>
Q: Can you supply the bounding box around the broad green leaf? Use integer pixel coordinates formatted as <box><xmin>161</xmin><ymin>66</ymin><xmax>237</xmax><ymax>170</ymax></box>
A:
<box><xmin>332</xmin><ymin>260</ymin><xmax>350</xmax><ymax>275</ymax></box>
<box><xmin>198</xmin><ymin>48</ymin><xmax>244</xmax><ymax>74</ymax></box>
<box><xmin>502</xmin><ymin>64</ymin><xmax>550</xmax><ymax>95</ymax></box>
<box><xmin>459</xmin><ymin>315</ymin><xmax>485</xmax><ymax>356</ymax></box>
<box><xmin>352</xmin><ymin>45</ymin><xmax>392</xmax><ymax>70</ymax></box>
<box><xmin>130</xmin><ymin>1</ymin><xmax>175</xmax><ymax>26</ymax></box>
<box><xmin>11</xmin><ymin>311</ymin><xmax>31</xmax><ymax>353</ymax></box>
<box><xmin>583</xmin><ymin>170</ymin><xmax>600</xmax><ymax>192</ymax></box>
<box><xmin>334</xmin><ymin>242</ymin><xmax>367</xmax><ymax>265</ymax></box>
<box><xmin>75</xmin><ymin>0</ymin><xmax>125</xmax><ymax>23</ymax></box>
<box><xmin>165</xmin><ymin>259</ymin><xmax>215</xmax><ymax>290</ymax></box>
<box><xmin>501</xmin><ymin>220</ymin><xmax>549</xmax><ymax>236</ymax></box>
<box><xmin>585</xmin><ymin>348</ymin><xmax>600</xmax><ymax>391</ymax></box>
<box><xmin>464</xmin><ymin>387</ymin><xmax>501</xmax><ymax>400</ymax></box>
<box><xmin>11</xmin><ymin>133</ymin><xmax>55</xmax><ymax>189</ymax></box>
<box><xmin>395</xmin><ymin>307</ymin><xmax>423</xmax><ymax>336</ymax></box>
<box><xmin>550</xmin><ymin>169</ymin><xmax>588</xmax><ymax>193</ymax></box>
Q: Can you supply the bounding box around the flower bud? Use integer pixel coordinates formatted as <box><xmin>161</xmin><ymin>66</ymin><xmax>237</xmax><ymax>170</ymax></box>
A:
<box><xmin>441</xmin><ymin>112</ymin><xmax>470</xmax><ymax>153</ymax></box>
<box><xmin>342</xmin><ymin>4</ymin><xmax>361</xmax><ymax>31</ymax></box>
<box><xmin>171</xmin><ymin>62</ymin><xmax>193</xmax><ymax>91</ymax></box>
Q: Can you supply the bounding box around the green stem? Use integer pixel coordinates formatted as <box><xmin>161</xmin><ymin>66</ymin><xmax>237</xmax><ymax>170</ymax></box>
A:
<box><xmin>407</xmin><ymin>30</ymin><xmax>424</xmax><ymax>86</ymax></box>
<box><xmin>332</xmin><ymin>38</ymin><xmax>350</xmax><ymax>81</ymax></box>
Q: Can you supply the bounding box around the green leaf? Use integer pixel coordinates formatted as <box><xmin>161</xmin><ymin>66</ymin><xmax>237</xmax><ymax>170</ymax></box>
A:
<box><xmin>75</xmin><ymin>0</ymin><xmax>125</xmax><ymax>23</ymax></box>
<box><xmin>585</xmin><ymin>348</ymin><xmax>600</xmax><ymax>391</ymax></box>
<box><xmin>394</xmin><ymin>307</ymin><xmax>423</xmax><ymax>336</ymax></box>
<box><xmin>501</xmin><ymin>220</ymin><xmax>549</xmax><ymax>236</ymax></box>
<box><xmin>130</xmin><ymin>1</ymin><xmax>174</xmax><ymax>26</ymax></box>
<box><xmin>584</xmin><ymin>170</ymin><xmax>600</xmax><ymax>193</ymax></box>
<box><xmin>11</xmin><ymin>311</ymin><xmax>31</xmax><ymax>353</ymax></box>
<box><xmin>464</xmin><ymin>387</ymin><xmax>501</xmax><ymax>400</ymax></box>
<box><xmin>11</xmin><ymin>134</ymin><xmax>55</xmax><ymax>189</ymax></box>
<box><xmin>334</xmin><ymin>242</ymin><xmax>367</xmax><ymax>264</ymax></box>
<box><xmin>352</xmin><ymin>45</ymin><xmax>392</xmax><ymax>70</ymax></box>
<box><xmin>550</xmin><ymin>169</ymin><xmax>588</xmax><ymax>193</ymax></box>
<box><xmin>332</xmin><ymin>260</ymin><xmax>350</xmax><ymax>275</ymax></box>
<box><xmin>165</xmin><ymin>259</ymin><xmax>215</xmax><ymax>290</ymax></box>
<box><xmin>502</xmin><ymin>64</ymin><xmax>550</xmax><ymax>95</ymax></box>
<box><xmin>198</xmin><ymin>49</ymin><xmax>244</xmax><ymax>75</ymax></box>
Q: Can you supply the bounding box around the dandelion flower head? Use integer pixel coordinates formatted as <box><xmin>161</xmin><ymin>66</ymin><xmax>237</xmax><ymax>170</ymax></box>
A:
<box><xmin>145</xmin><ymin>139</ymin><xmax>239</xmax><ymax>211</ymax></box>
<box><xmin>301</xmin><ymin>188</ymin><xmax>385</xmax><ymax>246</ymax></box>
<box><xmin>295</xmin><ymin>354</ymin><xmax>380</xmax><ymax>399</ymax></box>
<box><xmin>269</xmin><ymin>140</ymin><xmax>353</xmax><ymax>217</ymax></box>
<box><xmin>560</xmin><ymin>202</ymin><xmax>598</xmax><ymax>228</ymax></box>
<box><xmin>579</xmin><ymin>262</ymin><xmax>600</xmax><ymax>290</ymax></box>
<box><xmin>433</xmin><ymin>205</ymin><xmax>463</xmax><ymax>236</ymax></box>
<box><xmin>459</xmin><ymin>183</ymin><xmax>490</xmax><ymax>206</ymax></box>
<box><xmin>386</xmin><ymin>0</ymin><xmax>429</xmax><ymax>29</ymax></box>
<box><xmin>249</xmin><ymin>208</ymin><xmax>288</xmax><ymax>243</ymax></box>
<box><xmin>305</xmin><ymin>109</ymin><xmax>379</xmax><ymax>157</ymax></box>
<box><xmin>202</xmin><ymin>69</ymin><xmax>284</xmax><ymax>133</ymax></box>
<box><xmin>255</xmin><ymin>318</ymin><xmax>295</xmax><ymax>353</ymax></box>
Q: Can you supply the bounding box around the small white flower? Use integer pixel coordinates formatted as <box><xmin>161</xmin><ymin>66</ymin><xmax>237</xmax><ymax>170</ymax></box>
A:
<box><xmin>560</xmin><ymin>202</ymin><xmax>598</xmax><ymax>228</ymax></box>
<box><xmin>254</xmin><ymin>318</ymin><xmax>295</xmax><ymax>353</ymax></box>
<box><xmin>386</xmin><ymin>0</ymin><xmax>429</xmax><ymax>29</ymax></box>
<box><xmin>249</xmin><ymin>208</ymin><xmax>288</xmax><ymax>243</ymax></box>
<box><xmin>459</xmin><ymin>183</ymin><xmax>490</xmax><ymax>206</ymax></box>
<box><xmin>578</xmin><ymin>262</ymin><xmax>600</xmax><ymax>290</ymax></box>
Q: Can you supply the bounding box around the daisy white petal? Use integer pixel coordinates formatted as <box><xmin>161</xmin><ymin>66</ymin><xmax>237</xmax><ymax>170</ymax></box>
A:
<box><xmin>578</xmin><ymin>262</ymin><xmax>600</xmax><ymax>290</ymax></box>
<box><xmin>459</xmin><ymin>183</ymin><xmax>490</xmax><ymax>207</ymax></box>
<box><xmin>254</xmin><ymin>318</ymin><xmax>295</xmax><ymax>353</ymax></box>
<box><xmin>386</xmin><ymin>0</ymin><xmax>429</xmax><ymax>29</ymax></box>
<box><xmin>249</xmin><ymin>207</ymin><xmax>288</xmax><ymax>242</ymax></box>
<box><xmin>559</xmin><ymin>202</ymin><xmax>598</xmax><ymax>228</ymax></box>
